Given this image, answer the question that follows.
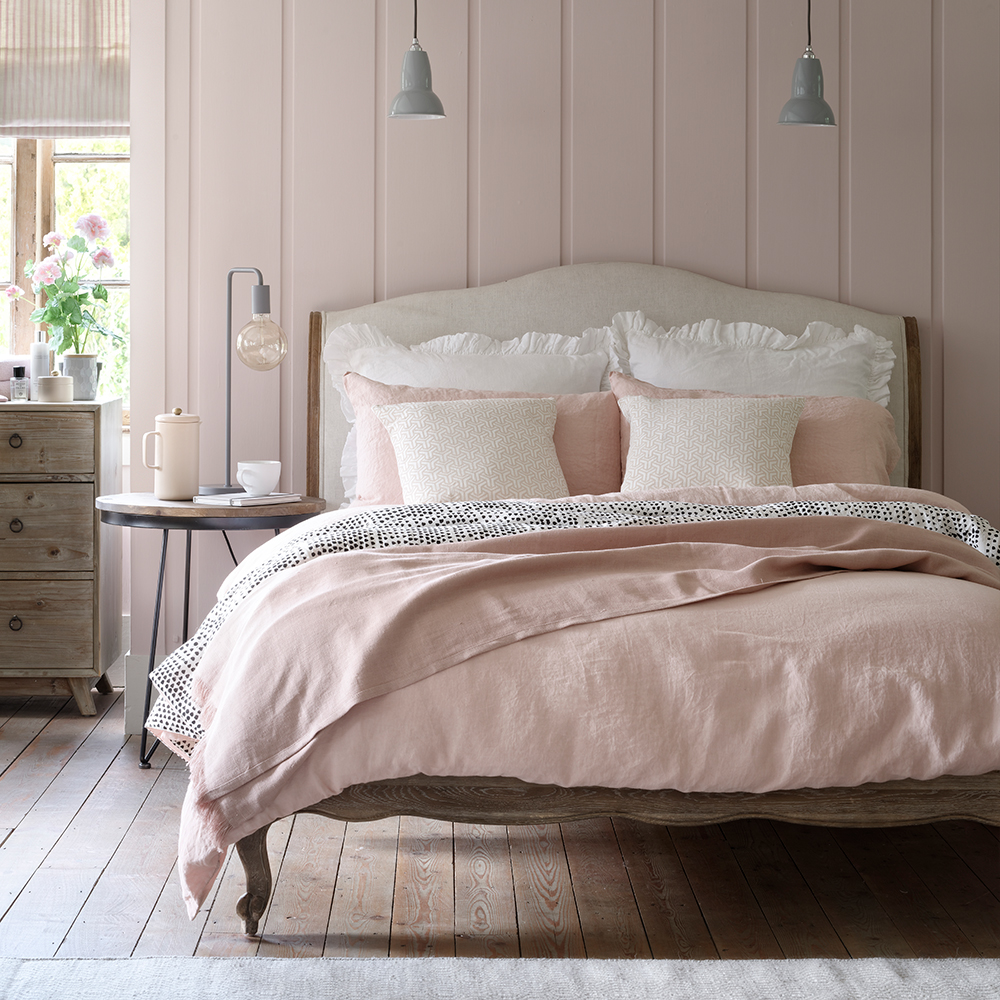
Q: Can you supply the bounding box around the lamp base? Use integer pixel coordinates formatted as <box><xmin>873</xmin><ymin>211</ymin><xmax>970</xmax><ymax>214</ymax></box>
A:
<box><xmin>198</xmin><ymin>484</ymin><xmax>245</xmax><ymax>496</ymax></box>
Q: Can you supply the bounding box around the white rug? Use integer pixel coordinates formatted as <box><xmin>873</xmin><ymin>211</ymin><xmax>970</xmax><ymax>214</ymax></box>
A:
<box><xmin>1</xmin><ymin>957</ymin><xmax>998</xmax><ymax>1000</ymax></box>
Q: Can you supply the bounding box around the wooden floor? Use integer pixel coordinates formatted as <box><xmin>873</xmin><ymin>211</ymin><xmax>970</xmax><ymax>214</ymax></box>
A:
<box><xmin>1</xmin><ymin>688</ymin><xmax>999</xmax><ymax>960</ymax></box>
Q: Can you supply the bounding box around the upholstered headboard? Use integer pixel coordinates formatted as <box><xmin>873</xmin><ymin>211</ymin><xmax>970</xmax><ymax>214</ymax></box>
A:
<box><xmin>308</xmin><ymin>262</ymin><xmax>920</xmax><ymax>505</ymax></box>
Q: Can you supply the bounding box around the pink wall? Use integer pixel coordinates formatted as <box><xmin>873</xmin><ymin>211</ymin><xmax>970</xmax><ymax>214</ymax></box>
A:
<box><xmin>129</xmin><ymin>0</ymin><xmax>1000</xmax><ymax>659</ymax></box>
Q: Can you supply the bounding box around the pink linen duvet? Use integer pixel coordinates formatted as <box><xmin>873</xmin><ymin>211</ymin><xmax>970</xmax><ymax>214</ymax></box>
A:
<box><xmin>145</xmin><ymin>485</ymin><xmax>1000</xmax><ymax>916</ymax></box>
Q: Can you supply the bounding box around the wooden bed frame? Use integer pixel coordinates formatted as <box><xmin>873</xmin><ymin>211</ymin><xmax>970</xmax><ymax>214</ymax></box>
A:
<box><xmin>234</xmin><ymin>263</ymin><xmax>997</xmax><ymax>936</ymax></box>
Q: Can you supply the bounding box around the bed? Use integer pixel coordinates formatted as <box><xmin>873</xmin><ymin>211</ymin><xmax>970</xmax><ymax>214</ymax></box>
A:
<box><xmin>145</xmin><ymin>262</ymin><xmax>1000</xmax><ymax>936</ymax></box>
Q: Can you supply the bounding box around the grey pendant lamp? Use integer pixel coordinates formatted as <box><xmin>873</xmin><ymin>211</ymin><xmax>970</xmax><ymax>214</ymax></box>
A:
<box><xmin>779</xmin><ymin>0</ymin><xmax>837</xmax><ymax>126</ymax></box>
<box><xmin>389</xmin><ymin>0</ymin><xmax>445</xmax><ymax>120</ymax></box>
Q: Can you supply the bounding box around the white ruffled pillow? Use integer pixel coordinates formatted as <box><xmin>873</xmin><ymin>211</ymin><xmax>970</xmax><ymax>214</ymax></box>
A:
<box><xmin>618</xmin><ymin>395</ymin><xmax>804</xmax><ymax>490</ymax></box>
<box><xmin>372</xmin><ymin>397</ymin><xmax>569</xmax><ymax>503</ymax></box>
<box><xmin>324</xmin><ymin>322</ymin><xmax>618</xmax><ymax>503</ymax></box>
<box><xmin>609</xmin><ymin>311</ymin><xmax>895</xmax><ymax>407</ymax></box>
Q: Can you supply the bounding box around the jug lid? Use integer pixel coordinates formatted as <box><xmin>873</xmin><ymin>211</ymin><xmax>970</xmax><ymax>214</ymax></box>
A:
<box><xmin>156</xmin><ymin>407</ymin><xmax>200</xmax><ymax>423</ymax></box>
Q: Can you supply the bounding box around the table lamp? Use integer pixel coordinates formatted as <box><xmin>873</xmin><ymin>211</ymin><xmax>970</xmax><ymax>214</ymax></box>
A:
<box><xmin>200</xmin><ymin>267</ymin><xmax>288</xmax><ymax>494</ymax></box>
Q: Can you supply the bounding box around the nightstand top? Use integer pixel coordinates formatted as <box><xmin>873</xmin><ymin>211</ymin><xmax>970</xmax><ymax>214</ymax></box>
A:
<box><xmin>96</xmin><ymin>492</ymin><xmax>326</xmax><ymax>531</ymax></box>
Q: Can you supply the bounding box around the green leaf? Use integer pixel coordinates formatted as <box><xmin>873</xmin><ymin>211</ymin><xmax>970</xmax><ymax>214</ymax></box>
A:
<box><xmin>48</xmin><ymin>327</ymin><xmax>72</xmax><ymax>354</ymax></box>
<box><xmin>92</xmin><ymin>283</ymin><xmax>108</xmax><ymax>302</ymax></box>
<box><xmin>67</xmin><ymin>234</ymin><xmax>88</xmax><ymax>252</ymax></box>
<box><xmin>82</xmin><ymin>310</ymin><xmax>123</xmax><ymax>342</ymax></box>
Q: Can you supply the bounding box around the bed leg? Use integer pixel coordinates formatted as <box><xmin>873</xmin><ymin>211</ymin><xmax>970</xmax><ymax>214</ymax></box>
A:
<box><xmin>235</xmin><ymin>824</ymin><xmax>272</xmax><ymax>936</ymax></box>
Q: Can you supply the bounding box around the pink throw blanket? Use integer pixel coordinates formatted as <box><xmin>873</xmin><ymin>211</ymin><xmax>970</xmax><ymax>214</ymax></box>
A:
<box><xmin>178</xmin><ymin>514</ymin><xmax>999</xmax><ymax>915</ymax></box>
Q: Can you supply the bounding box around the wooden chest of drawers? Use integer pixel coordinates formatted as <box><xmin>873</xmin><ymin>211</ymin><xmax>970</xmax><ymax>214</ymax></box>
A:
<box><xmin>0</xmin><ymin>400</ymin><xmax>122</xmax><ymax>714</ymax></box>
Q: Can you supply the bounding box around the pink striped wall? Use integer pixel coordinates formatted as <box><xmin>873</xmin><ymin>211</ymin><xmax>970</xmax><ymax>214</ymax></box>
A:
<box><xmin>129</xmin><ymin>0</ymin><xmax>999</xmax><ymax>664</ymax></box>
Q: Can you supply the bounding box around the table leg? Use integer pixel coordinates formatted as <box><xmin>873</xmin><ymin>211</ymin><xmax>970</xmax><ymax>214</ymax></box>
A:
<box><xmin>139</xmin><ymin>528</ymin><xmax>169</xmax><ymax>769</ymax></box>
<box><xmin>182</xmin><ymin>529</ymin><xmax>192</xmax><ymax>643</ymax></box>
<box><xmin>222</xmin><ymin>530</ymin><xmax>238</xmax><ymax>566</ymax></box>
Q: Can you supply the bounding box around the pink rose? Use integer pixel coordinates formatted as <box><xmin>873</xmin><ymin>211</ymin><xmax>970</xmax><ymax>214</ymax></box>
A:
<box><xmin>43</xmin><ymin>232</ymin><xmax>67</xmax><ymax>248</ymax></box>
<box><xmin>91</xmin><ymin>247</ymin><xmax>115</xmax><ymax>269</ymax></box>
<box><xmin>74</xmin><ymin>213</ymin><xmax>111</xmax><ymax>244</ymax></box>
<box><xmin>32</xmin><ymin>258</ymin><xmax>63</xmax><ymax>287</ymax></box>
<box><xmin>4</xmin><ymin>284</ymin><xmax>24</xmax><ymax>300</ymax></box>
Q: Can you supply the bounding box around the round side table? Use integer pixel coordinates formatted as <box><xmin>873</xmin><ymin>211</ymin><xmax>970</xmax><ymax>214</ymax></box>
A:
<box><xmin>96</xmin><ymin>492</ymin><xmax>326</xmax><ymax>767</ymax></box>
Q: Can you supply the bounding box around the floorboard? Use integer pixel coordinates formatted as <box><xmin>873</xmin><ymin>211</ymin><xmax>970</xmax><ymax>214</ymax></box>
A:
<box><xmin>453</xmin><ymin>823</ymin><xmax>519</xmax><ymax>958</ymax></box>
<box><xmin>773</xmin><ymin>821</ymin><xmax>915</xmax><ymax>958</ymax></box>
<box><xmin>0</xmin><ymin>695</ymin><xmax>102</xmax><ymax>793</ymax></box>
<box><xmin>669</xmin><ymin>824</ymin><xmax>783</xmax><ymax>959</ymax></box>
<box><xmin>57</xmin><ymin>765</ymin><xmax>188</xmax><ymax>957</ymax></box>
<box><xmin>562</xmin><ymin>817</ymin><xmax>651</xmax><ymax>959</ymax></box>
<box><xmin>389</xmin><ymin>816</ymin><xmax>456</xmax><ymax>958</ymax></box>
<box><xmin>0</xmin><ymin>696</ymin><xmax>30</xmax><ymax>728</ymax></box>
<box><xmin>934</xmin><ymin>821</ymin><xmax>1000</xmax><ymax>901</ymax></box>
<box><xmin>1</xmin><ymin>692</ymin><xmax>998</xmax><ymax>959</ymax></box>
<box><xmin>508</xmin><ymin>823</ymin><xmax>585</xmax><ymax>958</ymax></box>
<box><xmin>885</xmin><ymin>824</ymin><xmax>1000</xmax><ymax>957</ymax></box>
<box><xmin>256</xmin><ymin>813</ymin><xmax>343</xmax><ymax>958</ymax></box>
<box><xmin>324</xmin><ymin>814</ymin><xmax>396</xmax><ymax>957</ymax></box>
<box><xmin>724</xmin><ymin>819</ymin><xmax>849</xmax><ymax>959</ymax></box>
<box><xmin>132</xmin><ymin>856</ymin><xmax>225</xmax><ymax>958</ymax></box>
<box><xmin>0</xmin><ymin>698</ymin><xmax>131</xmax><ymax>923</ymax></box>
<box><xmin>832</xmin><ymin>827</ymin><xmax>979</xmax><ymax>957</ymax></box>
<box><xmin>613</xmin><ymin>818</ymin><xmax>718</xmax><ymax>960</ymax></box>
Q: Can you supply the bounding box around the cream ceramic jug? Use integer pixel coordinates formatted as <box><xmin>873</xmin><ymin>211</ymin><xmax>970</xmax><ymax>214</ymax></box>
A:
<box><xmin>142</xmin><ymin>408</ymin><xmax>201</xmax><ymax>500</ymax></box>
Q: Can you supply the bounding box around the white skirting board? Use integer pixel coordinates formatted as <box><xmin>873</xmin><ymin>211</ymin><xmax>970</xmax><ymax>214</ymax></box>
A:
<box><xmin>124</xmin><ymin>651</ymin><xmax>165</xmax><ymax>735</ymax></box>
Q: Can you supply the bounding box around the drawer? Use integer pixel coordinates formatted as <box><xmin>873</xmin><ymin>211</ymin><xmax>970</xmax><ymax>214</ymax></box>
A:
<box><xmin>0</xmin><ymin>577</ymin><xmax>95</xmax><ymax>674</ymax></box>
<box><xmin>0</xmin><ymin>412</ymin><xmax>95</xmax><ymax>475</ymax></box>
<box><xmin>0</xmin><ymin>483</ymin><xmax>95</xmax><ymax>570</ymax></box>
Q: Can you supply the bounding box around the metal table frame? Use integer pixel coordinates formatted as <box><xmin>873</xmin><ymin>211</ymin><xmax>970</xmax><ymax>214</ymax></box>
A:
<box><xmin>97</xmin><ymin>502</ymin><xmax>324</xmax><ymax>767</ymax></box>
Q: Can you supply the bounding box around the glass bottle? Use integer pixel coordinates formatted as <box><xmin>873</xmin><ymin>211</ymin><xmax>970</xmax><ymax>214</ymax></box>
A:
<box><xmin>10</xmin><ymin>365</ymin><xmax>29</xmax><ymax>400</ymax></box>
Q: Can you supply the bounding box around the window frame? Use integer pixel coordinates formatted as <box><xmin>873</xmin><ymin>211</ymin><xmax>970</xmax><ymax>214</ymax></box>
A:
<box><xmin>4</xmin><ymin>138</ymin><xmax>130</xmax><ymax>356</ymax></box>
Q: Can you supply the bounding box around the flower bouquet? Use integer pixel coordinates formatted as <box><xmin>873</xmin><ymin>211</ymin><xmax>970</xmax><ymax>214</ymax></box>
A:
<box><xmin>8</xmin><ymin>213</ymin><xmax>124</xmax><ymax>399</ymax></box>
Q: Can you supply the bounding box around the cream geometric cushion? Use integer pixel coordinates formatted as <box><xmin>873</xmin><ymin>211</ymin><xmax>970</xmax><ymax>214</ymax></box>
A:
<box><xmin>618</xmin><ymin>395</ymin><xmax>804</xmax><ymax>490</ymax></box>
<box><xmin>371</xmin><ymin>397</ymin><xmax>570</xmax><ymax>503</ymax></box>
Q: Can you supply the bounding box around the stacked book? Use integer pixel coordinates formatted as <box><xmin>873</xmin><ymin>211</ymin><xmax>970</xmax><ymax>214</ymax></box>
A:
<box><xmin>192</xmin><ymin>492</ymin><xmax>302</xmax><ymax>507</ymax></box>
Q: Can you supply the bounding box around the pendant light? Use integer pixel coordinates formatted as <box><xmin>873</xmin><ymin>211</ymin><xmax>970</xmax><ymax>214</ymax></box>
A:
<box><xmin>778</xmin><ymin>0</ymin><xmax>837</xmax><ymax>126</ymax></box>
<box><xmin>388</xmin><ymin>0</ymin><xmax>445</xmax><ymax>119</ymax></box>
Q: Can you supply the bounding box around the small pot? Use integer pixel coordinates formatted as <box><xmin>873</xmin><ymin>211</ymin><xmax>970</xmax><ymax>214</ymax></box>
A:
<box><xmin>59</xmin><ymin>354</ymin><xmax>103</xmax><ymax>400</ymax></box>
<box><xmin>36</xmin><ymin>370</ymin><xmax>74</xmax><ymax>402</ymax></box>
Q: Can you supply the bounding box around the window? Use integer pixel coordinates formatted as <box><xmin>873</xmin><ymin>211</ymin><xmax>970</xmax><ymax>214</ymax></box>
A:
<box><xmin>0</xmin><ymin>137</ymin><xmax>12</xmax><ymax>350</ymax></box>
<box><xmin>0</xmin><ymin>137</ymin><xmax>130</xmax><ymax>406</ymax></box>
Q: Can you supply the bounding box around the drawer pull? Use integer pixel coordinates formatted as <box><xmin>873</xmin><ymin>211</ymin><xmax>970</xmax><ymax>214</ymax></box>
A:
<box><xmin>9</xmin><ymin>616</ymin><xmax>22</xmax><ymax>631</ymax></box>
<box><xmin>9</xmin><ymin>518</ymin><xmax>23</xmax><ymax>533</ymax></box>
<box><xmin>8</xmin><ymin>432</ymin><xmax>22</xmax><ymax>448</ymax></box>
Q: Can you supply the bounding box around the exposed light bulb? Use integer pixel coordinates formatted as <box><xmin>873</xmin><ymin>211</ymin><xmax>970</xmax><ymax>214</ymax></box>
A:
<box><xmin>236</xmin><ymin>313</ymin><xmax>287</xmax><ymax>371</ymax></box>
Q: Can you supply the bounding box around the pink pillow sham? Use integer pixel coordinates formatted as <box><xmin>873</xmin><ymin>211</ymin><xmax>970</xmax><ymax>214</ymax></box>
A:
<box><xmin>609</xmin><ymin>372</ymin><xmax>900</xmax><ymax>487</ymax></box>
<box><xmin>344</xmin><ymin>372</ymin><xmax>622</xmax><ymax>504</ymax></box>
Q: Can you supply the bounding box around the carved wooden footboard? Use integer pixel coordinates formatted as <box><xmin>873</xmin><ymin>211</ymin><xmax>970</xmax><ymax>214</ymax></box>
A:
<box><xmin>235</xmin><ymin>770</ymin><xmax>1000</xmax><ymax>935</ymax></box>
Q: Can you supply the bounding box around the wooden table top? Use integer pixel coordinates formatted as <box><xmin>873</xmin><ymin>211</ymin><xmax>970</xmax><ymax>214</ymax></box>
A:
<box><xmin>95</xmin><ymin>492</ymin><xmax>327</xmax><ymax>528</ymax></box>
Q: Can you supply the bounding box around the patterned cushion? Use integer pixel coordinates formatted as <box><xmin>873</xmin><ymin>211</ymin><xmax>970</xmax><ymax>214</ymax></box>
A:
<box><xmin>372</xmin><ymin>397</ymin><xmax>570</xmax><ymax>503</ymax></box>
<box><xmin>618</xmin><ymin>395</ymin><xmax>804</xmax><ymax>490</ymax></box>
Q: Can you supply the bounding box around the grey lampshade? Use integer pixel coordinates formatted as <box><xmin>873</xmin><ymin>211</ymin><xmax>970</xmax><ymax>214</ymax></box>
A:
<box><xmin>388</xmin><ymin>42</ymin><xmax>445</xmax><ymax>119</ymax></box>
<box><xmin>779</xmin><ymin>47</ymin><xmax>836</xmax><ymax>126</ymax></box>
